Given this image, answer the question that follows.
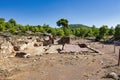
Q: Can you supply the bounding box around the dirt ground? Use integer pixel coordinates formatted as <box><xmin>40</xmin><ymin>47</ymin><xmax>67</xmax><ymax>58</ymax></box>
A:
<box><xmin>1</xmin><ymin>39</ymin><xmax>120</xmax><ymax>80</ymax></box>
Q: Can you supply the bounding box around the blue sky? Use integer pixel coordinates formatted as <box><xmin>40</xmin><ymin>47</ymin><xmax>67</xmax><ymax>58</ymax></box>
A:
<box><xmin>0</xmin><ymin>0</ymin><xmax>120</xmax><ymax>27</ymax></box>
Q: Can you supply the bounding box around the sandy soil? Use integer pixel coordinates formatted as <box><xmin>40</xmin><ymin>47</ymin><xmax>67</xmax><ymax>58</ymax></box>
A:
<box><xmin>1</xmin><ymin>39</ymin><xmax>120</xmax><ymax>80</ymax></box>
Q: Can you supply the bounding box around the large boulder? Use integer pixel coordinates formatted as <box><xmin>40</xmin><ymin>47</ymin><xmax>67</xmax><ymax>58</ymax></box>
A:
<box><xmin>106</xmin><ymin>72</ymin><xmax>120</xmax><ymax>80</ymax></box>
<box><xmin>43</xmin><ymin>36</ymin><xmax>54</xmax><ymax>46</ymax></box>
<box><xmin>24</xmin><ymin>46</ymin><xmax>46</xmax><ymax>56</ymax></box>
<box><xmin>43</xmin><ymin>40</ymin><xmax>53</xmax><ymax>46</ymax></box>
<box><xmin>11</xmin><ymin>40</ymin><xmax>36</xmax><ymax>51</ymax></box>
<box><xmin>0</xmin><ymin>41</ymin><xmax>15</xmax><ymax>57</ymax></box>
<box><xmin>45</xmin><ymin>45</ymin><xmax>63</xmax><ymax>54</ymax></box>
<box><xmin>11</xmin><ymin>41</ymin><xmax>28</xmax><ymax>51</ymax></box>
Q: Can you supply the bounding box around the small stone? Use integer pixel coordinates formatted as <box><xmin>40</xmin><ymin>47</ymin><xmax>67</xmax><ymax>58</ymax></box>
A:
<box><xmin>84</xmin><ymin>57</ymin><xmax>88</xmax><ymax>60</ymax></box>
<box><xmin>106</xmin><ymin>72</ymin><xmax>119</xmax><ymax>80</ymax></box>
<box><xmin>33</xmin><ymin>59</ymin><xmax>37</xmax><ymax>62</ymax></box>
<box><xmin>100</xmin><ymin>60</ymin><xmax>104</xmax><ymax>64</ymax></box>
<box><xmin>23</xmin><ymin>54</ymin><xmax>30</xmax><ymax>58</ymax></box>
<box><xmin>76</xmin><ymin>56</ymin><xmax>79</xmax><ymax>58</ymax></box>
<box><xmin>92</xmin><ymin>59</ymin><xmax>96</xmax><ymax>62</ymax></box>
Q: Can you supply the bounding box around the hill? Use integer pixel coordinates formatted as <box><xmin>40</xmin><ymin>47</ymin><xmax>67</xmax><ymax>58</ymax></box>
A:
<box><xmin>69</xmin><ymin>24</ymin><xmax>90</xmax><ymax>28</ymax></box>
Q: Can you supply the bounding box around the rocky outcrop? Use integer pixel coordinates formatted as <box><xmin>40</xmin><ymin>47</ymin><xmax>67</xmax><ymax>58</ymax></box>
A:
<box><xmin>45</xmin><ymin>45</ymin><xmax>62</xmax><ymax>54</ymax></box>
<box><xmin>11</xmin><ymin>41</ymin><xmax>29</xmax><ymax>51</ymax></box>
<box><xmin>43</xmin><ymin>36</ymin><xmax>54</xmax><ymax>46</ymax></box>
<box><xmin>0</xmin><ymin>40</ymin><xmax>15</xmax><ymax>57</ymax></box>
<box><xmin>24</xmin><ymin>46</ymin><xmax>46</xmax><ymax>56</ymax></box>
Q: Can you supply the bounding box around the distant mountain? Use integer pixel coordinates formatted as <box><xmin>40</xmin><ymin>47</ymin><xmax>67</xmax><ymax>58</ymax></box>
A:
<box><xmin>69</xmin><ymin>24</ymin><xmax>90</xmax><ymax>28</ymax></box>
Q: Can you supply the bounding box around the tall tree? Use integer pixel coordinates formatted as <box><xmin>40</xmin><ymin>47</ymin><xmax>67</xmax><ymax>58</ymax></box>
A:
<box><xmin>64</xmin><ymin>27</ymin><xmax>72</xmax><ymax>36</ymax></box>
<box><xmin>57</xmin><ymin>29</ymin><xmax>64</xmax><ymax>36</ymax></box>
<box><xmin>56</xmin><ymin>18</ymin><xmax>68</xmax><ymax>28</ymax></box>
<box><xmin>51</xmin><ymin>28</ymin><xmax>57</xmax><ymax>36</ymax></box>
<box><xmin>0</xmin><ymin>18</ymin><xmax>5</xmax><ymax>31</ymax></box>
<box><xmin>5</xmin><ymin>22</ymin><xmax>14</xmax><ymax>28</ymax></box>
<box><xmin>74</xmin><ymin>28</ymin><xmax>80</xmax><ymax>37</ymax></box>
<box><xmin>109</xmin><ymin>26</ymin><xmax>115</xmax><ymax>35</ymax></box>
<box><xmin>114</xmin><ymin>24</ymin><xmax>120</xmax><ymax>39</ymax></box>
<box><xmin>87</xmin><ymin>28</ymin><xmax>94</xmax><ymax>37</ymax></box>
<box><xmin>91</xmin><ymin>25</ymin><xmax>99</xmax><ymax>37</ymax></box>
<box><xmin>79</xmin><ymin>27</ymin><xmax>88</xmax><ymax>38</ymax></box>
<box><xmin>0</xmin><ymin>18</ymin><xmax>5</xmax><ymax>24</ymax></box>
<box><xmin>96</xmin><ymin>25</ymin><xmax>109</xmax><ymax>41</ymax></box>
<box><xmin>56</xmin><ymin>18</ymin><xmax>69</xmax><ymax>36</ymax></box>
<box><xmin>8</xmin><ymin>18</ymin><xmax>16</xmax><ymax>26</ymax></box>
<box><xmin>43</xmin><ymin>24</ymin><xmax>51</xmax><ymax>33</ymax></box>
<box><xmin>99</xmin><ymin>25</ymin><xmax>109</xmax><ymax>37</ymax></box>
<box><xmin>0</xmin><ymin>24</ymin><xmax>5</xmax><ymax>31</ymax></box>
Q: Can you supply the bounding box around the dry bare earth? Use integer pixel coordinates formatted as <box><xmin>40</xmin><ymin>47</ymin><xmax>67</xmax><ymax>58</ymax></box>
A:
<box><xmin>1</xmin><ymin>39</ymin><xmax>120</xmax><ymax>80</ymax></box>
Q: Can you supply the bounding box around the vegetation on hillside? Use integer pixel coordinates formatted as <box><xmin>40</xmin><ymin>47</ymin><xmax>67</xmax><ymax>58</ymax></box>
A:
<box><xmin>69</xmin><ymin>24</ymin><xmax>89</xmax><ymax>29</ymax></box>
<box><xmin>0</xmin><ymin>18</ymin><xmax>118</xmax><ymax>41</ymax></box>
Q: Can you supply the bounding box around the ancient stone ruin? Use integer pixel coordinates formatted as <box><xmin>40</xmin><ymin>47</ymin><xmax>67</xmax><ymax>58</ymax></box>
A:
<box><xmin>58</xmin><ymin>36</ymin><xmax>71</xmax><ymax>44</ymax></box>
<box><xmin>0</xmin><ymin>36</ymin><xmax>101</xmax><ymax>59</ymax></box>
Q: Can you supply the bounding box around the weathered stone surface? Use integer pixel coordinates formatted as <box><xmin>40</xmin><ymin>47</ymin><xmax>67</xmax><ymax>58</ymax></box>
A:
<box><xmin>24</xmin><ymin>46</ymin><xmax>46</xmax><ymax>56</ymax></box>
<box><xmin>34</xmin><ymin>42</ymin><xmax>43</xmax><ymax>47</ymax></box>
<box><xmin>106</xmin><ymin>72</ymin><xmax>120</xmax><ymax>80</ymax></box>
<box><xmin>60</xmin><ymin>44</ymin><xmax>88</xmax><ymax>53</ymax></box>
<box><xmin>0</xmin><ymin>40</ymin><xmax>14</xmax><ymax>70</ymax></box>
<box><xmin>58</xmin><ymin>36</ymin><xmax>70</xmax><ymax>44</ymax></box>
<box><xmin>12</xmin><ymin>40</ymin><xmax>35</xmax><ymax>51</ymax></box>
<box><xmin>36</xmin><ymin>38</ymin><xmax>43</xmax><ymax>42</ymax></box>
<box><xmin>45</xmin><ymin>45</ymin><xmax>63</xmax><ymax>54</ymax></box>
<box><xmin>0</xmin><ymin>41</ymin><xmax>15</xmax><ymax>57</ymax></box>
<box><xmin>43</xmin><ymin>36</ymin><xmax>54</xmax><ymax>46</ymax></box>
<box><xmin>15</xmin><ymin>52</ymin><xmax>30</xmax><ymax>58</ymax></box>
<box><xmin>43</xmin><ymin>40</ymin><xmax>53</xmax><ymax>46</ymax></box>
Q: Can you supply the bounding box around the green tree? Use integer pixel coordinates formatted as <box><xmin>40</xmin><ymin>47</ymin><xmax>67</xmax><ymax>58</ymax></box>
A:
<box><xmin>87</xmin><ymin>28</ymin><xmax>94</xmax><ymax>37</ymax></box>
<box><xmin>64</xmin><ymin>27</ymin><xmax>72</xmax><ymax>36</ymax></box>
<box><xmin>5</xmin><ymin>22</ymin><xmax>15</xmax><ymax>31</ymax></box>
<box><xmin>43</xmin><ymin>24</ymin><xmax>51</xmax><ymax>33</ymax></box>
<box><xmin>109</xmin><ymin>26</ymin><xmax>115</xmax><ymax>35</ymax></box>
<box><xmin>91</xmin><ymin>25</ymin><xmax>99</xmax><ymax>37</ymax></box>
<box><xmin>20</xmin><ymin>26</ymin><xmax>27</xmax><ymax>33</ymax></box>
<box><xmin>74</xmin><ymin>28</ymin><xmax>80</xmax><ymax>37</ymax></box>
<box><xmin>0</xmin><ymin>18</ymin><xmax>5</xmax><ymax>24</ymax></box>
<box><xmin>30</xmin><ymin>26</ymin><xmax>39</xmax><ymax>33</ymax></box>
<box><xmin>8</xmin><ymin>18</ymin><xmax>16</xmax><ymax>26</ymax></box>
<box><xmin>96</xmin><ymin>25</ymin><xmax>109</xmax><ymax>41</ymax></box>
<box><xmin>99</xmin><ymin>25</ymin><xmax>109</xmax><ymax>38</ymax></box>
<box><xmin>39</xmin><ymin>27</ymin><xmax>45</xmax><ymax>33</ymax></box>
<box><xmin>56</xmin><ymin>18</ymin><xmax>68</xmax><ymax>28</ymax></box>
<box><xmin>0</xmin><ymin>18</ymin><xmax>5</xmax><ymax>31</ymax></box>
<box><xmin>0</xmin><ymin>24</ymin><xmax>5</xmax><ymax>31</ymax></box>
<box><xmin>114</xmin><ymin>24</ymin><xmax>120</xmax><ymax>39</ymax></box>
<box><xmin>51</xmin><ymin>28</ymin><xmax>57</xmax><ymax>36</ymax></box>
<box><xmin>9</xmin><ymin>27</ymin><xmax>16</xmax><ymax>33</ymax></box>
<box><xmin>56</xmin><ymin>18</ymin><xmax>69</xmax><ymax>36</ymax></box>
<box><xmin>79</xmin><ymin>27</ymin><xmax>88</xmax><ymax>38</ymax></box>
<box><xmin>57</xmin><ymin>29</ymin><xmax>64</xmax><ymax>36</ymax></box>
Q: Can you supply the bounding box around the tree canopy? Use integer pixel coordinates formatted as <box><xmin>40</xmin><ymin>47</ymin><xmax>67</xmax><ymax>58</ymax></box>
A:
<box><xmin>56</xmin><ymin>18</ymin><xmax>69</xmax><ymax>28</ymax></box>
<box><xmin>0</xmin><ymin>17</ymin><xmax>117</xmax><ymax>40</ymax></box>
<box><xmin>8</xmin><ymin>18</ymin><xmax>16</xmax><ymax>26</ymax></box>
<box><xmin>114</xmin><ymin>24</ymin><xmax>120</xmax><ymax>39</ymax></box>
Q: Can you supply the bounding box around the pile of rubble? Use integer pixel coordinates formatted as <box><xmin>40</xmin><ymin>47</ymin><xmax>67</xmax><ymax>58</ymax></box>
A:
<box><xmin>0</xmin><ymin>38</ymin><xmax>14</xmax><ymax>70</ymax></box>
<box><xmin>0</xmin><ymin>35</ymin><xmax>61</xmax><ymax>58</ymax></box>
